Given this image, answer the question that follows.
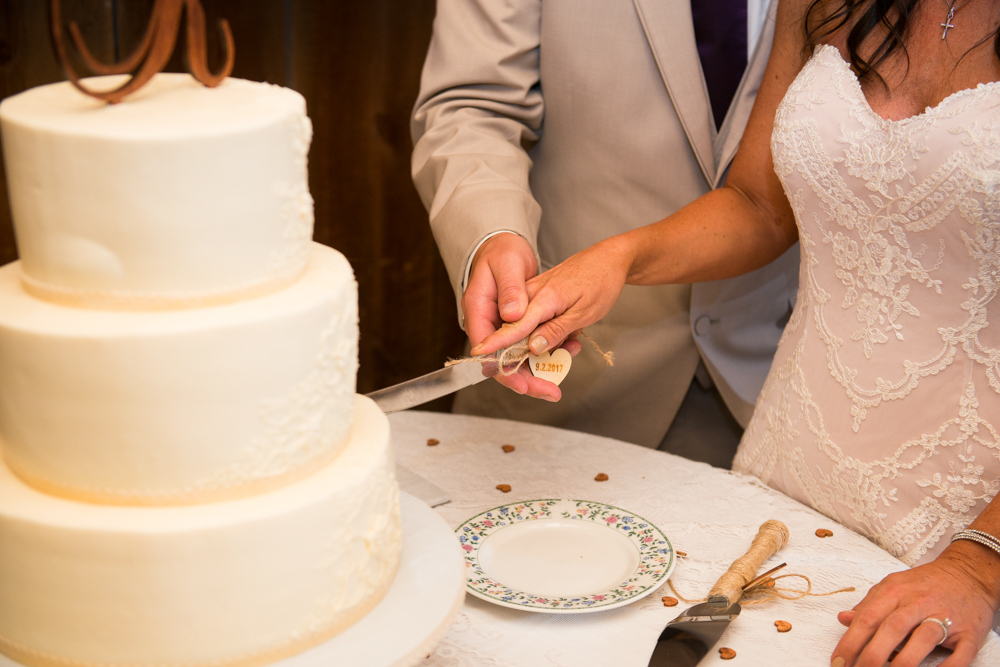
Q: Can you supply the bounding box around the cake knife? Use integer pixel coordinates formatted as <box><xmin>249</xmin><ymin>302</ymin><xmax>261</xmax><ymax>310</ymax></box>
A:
<box><xmin>365</xmin><ymin>359</ymin><xmax>497</xmax><ymax>414</ymax></box>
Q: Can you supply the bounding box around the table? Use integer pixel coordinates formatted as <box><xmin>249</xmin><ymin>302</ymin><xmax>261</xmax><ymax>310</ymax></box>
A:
<box><xmin>389</xmin><ymin>411</ymin><xmax>1000</xmax><ymax>667</ymax></box>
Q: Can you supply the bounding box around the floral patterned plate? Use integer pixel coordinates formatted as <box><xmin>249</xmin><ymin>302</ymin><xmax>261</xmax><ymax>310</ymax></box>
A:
<box><xmin>456</xmin><ymin>498</ymin><xmax>675</xmax><ymax>613</ymax></box>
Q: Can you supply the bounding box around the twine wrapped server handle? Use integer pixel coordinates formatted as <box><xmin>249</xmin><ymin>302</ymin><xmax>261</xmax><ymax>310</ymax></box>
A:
<box><xmin>707</xmin><ymin>520</ymin><xmax>790</xmax><ymax>606</ymax></box>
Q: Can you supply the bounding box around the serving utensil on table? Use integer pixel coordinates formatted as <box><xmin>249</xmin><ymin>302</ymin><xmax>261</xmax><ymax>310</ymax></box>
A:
<box><xmin>368</xmin><ymin>344</ymin><xmax>568</xmax><ymax>508</ymax></box>
<box><xmin>648</xmin><ymin>520</ymin><xmax>789</xmax><ymax>666</ymax></box>
<box><xmin>368</xmin><ymin>361</ymin><xmax>501</xmax><ymax>508</ymax></box>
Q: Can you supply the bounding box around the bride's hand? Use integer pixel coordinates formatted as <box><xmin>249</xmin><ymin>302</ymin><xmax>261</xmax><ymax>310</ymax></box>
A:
<box><xmin>471</xmin><ymin>236</ymin><xmax>633</xmax><ymax>360</ymax></box>
<box><xmin>831</xmin><ymin>541</ymin><xmax>1000</xmax><ymax>667</ymax></box>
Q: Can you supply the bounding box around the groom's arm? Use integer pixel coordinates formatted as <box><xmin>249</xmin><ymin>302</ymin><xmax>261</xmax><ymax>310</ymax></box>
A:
<box><xmin>412</xmin><ymin>0</ymin><xmax>576</xmax><ymax>400</ymax></box>
<box><xmin>410</xmin><ymin>0</ymin><xmax>544</xmax><ymax>330</ymax></box>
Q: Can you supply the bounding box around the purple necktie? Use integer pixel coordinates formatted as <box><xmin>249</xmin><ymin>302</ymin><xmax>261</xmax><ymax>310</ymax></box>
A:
<box><xmin>690</xmin><ymin>0</ymin><xmax>748</xmax><ymax>130</ymax></box>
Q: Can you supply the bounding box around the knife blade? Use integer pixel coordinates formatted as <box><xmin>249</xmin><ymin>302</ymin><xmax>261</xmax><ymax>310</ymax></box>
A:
<box><xmin>365</xmin><ymin>360</ymin><xmax>496</xmax><ymax>413</ymax></box>
<box><xmin>648</xmin><ymin>520</ymin><xmax>790</xmax><ymax>666</ymax></box>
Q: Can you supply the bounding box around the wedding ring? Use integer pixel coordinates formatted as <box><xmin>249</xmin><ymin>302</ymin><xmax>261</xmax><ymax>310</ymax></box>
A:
<box><xmin>920</xmin><ymin>616</ymin><xmax>952</xmax><ymax>645</ymax></box>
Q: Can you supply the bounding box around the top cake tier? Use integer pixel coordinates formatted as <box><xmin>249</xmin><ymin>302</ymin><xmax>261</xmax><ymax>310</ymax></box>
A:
<box><xmin>0</xmin><ymin>74</ymin><xmax>313</xmax><ymax>308</ymax></box>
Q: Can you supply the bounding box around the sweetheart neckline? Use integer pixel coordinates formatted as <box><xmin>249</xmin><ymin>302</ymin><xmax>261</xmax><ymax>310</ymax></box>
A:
<box><xmin>813</xmin><ymin>43</ymin><xmax>1000</xmax><ymax>126</ymax></box>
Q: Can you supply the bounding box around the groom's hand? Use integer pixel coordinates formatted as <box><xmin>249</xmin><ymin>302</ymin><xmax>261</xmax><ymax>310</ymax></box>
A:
<box><xmin>464</xmin><ymin>234</ymin><xmax>577</xmax><ymax>401</ymax></box>
<box><xmin>472</xmin><ymin>236</ymin><xmax>630</xmax><ymax>359</ymax></box>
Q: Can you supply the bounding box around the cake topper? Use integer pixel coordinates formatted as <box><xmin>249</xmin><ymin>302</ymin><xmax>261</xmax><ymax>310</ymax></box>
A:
<box><xmin>49</xmin><ymin>0</ymin><xmax>235</xmax><ymax>104</ymax></box>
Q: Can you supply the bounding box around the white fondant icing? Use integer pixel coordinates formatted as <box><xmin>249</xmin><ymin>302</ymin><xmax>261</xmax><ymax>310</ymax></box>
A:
<box><xmin>0</xmin><ymin>396</ymin><xmax>401</xmax><ymax>667</ymax></box>
<box><xmin>0</xmin><ymin>73</ymin><xmax>402</xmax><ymax>667</ymax></box>
<box><xmin>0</xmin><ymin>243</ymin><xmax>358</xmax><ymax>504</ymax></box>
<box><xmin>0</xmin><ymin>74</ymin><xmax>313</xmax><ymax>301</ymax></box>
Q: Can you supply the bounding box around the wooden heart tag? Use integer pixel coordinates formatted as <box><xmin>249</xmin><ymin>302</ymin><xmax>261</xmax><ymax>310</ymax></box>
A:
<box><xmin>528</xmin><ymin>348</ymin><xmax>572</xmax><ymax>386</ymax></box>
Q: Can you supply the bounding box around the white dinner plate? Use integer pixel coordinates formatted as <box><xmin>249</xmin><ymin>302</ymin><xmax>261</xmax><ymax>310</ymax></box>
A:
<box><xmin>456</xmin><ymin>498</ymin><xmax>675</xmax><ymax>613</ymax></box>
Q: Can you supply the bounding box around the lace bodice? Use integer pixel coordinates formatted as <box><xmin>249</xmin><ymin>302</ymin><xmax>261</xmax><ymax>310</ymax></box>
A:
<box><xmin>734</xmin><ymin>45</ymin><xmax>1000</xmax><ymax>566</ymax></box>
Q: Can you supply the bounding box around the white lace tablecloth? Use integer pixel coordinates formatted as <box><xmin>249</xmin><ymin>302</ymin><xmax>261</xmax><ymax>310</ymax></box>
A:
<box><xmin>389</xmin><ymin>410</ymin><xmax>1000</xmax><ymax>667</ymax></box>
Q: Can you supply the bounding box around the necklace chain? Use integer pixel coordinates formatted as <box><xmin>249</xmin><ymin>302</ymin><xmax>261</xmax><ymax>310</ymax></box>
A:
<box><xmin>941</xmin><ymin>0</ymin><xmax>973</xmax><ymax>39</ymax></box>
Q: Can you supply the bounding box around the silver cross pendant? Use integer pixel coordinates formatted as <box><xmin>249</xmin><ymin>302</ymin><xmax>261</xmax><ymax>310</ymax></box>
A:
<box><xmin>941</xmin><ymin>7</ymin><xmax>956</xmax><ymax>39</ymax></box>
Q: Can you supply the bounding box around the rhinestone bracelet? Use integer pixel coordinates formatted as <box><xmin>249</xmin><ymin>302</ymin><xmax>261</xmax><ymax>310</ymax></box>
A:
<box><xmin>951</xmin><ymin>529</ymin><xmax>1000</xmax><ymax>558</ymax></box>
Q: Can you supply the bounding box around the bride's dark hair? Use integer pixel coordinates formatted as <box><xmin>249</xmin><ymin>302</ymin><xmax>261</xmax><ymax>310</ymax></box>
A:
<box><xmin>804</xmin><ymin>0</ymin><xmax>1000</xmax><ymax>86</ymax></box>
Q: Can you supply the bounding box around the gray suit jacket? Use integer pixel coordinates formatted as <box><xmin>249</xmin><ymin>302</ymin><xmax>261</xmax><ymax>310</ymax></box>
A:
<box><xmin>411</xmin><ymin>0</ymin><xmax>798</xmax><ymax>447</ymax></box>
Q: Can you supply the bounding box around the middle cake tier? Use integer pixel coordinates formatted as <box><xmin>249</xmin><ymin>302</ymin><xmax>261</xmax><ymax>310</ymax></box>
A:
<box><xmin>0</xmin><ymin>242</ymin><xmax>358</xmax><ymax>505</ymax></box>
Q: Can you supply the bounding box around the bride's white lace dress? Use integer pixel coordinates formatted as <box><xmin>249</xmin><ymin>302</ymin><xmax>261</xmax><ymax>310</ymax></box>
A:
<box><xmin>734</xmin><ymin>44</ymin><xmax>1000</xmax><ymax>566</ymax></box>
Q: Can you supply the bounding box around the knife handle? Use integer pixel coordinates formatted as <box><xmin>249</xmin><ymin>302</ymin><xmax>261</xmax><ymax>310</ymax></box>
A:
<box><xmin>707</xmin><ymin>520</ymin><xmax>789</xmax><ymax>606</ymax></box>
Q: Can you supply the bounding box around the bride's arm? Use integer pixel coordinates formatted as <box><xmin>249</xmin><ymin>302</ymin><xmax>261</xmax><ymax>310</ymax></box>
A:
<box><xmin>471</xmin><ymin>0</ymin><xmax>812</xmax><ymax>357</ymax></box>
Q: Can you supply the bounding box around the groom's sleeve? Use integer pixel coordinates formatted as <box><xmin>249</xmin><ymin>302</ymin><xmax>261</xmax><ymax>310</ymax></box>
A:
<box><xmin>410</xmin><ymin>0</ymin><xmax>544</xmax><ymax>325</ymax></box>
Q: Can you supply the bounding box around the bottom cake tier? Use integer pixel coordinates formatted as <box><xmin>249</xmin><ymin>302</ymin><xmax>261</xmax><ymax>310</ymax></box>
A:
<box><xmin>0</xmin><ymin>395</ymin><xmax>400</xmax><ymax>667</ymax></box>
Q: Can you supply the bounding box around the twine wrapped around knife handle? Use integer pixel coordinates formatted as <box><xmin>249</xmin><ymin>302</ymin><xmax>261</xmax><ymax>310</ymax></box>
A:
<box><xmin>445</xmin><ymin>328</ymin><xmax>614</xmax><ymax>377</ymax></box>
<box><xmin>445</xmin><ymin>336</ymin><xmax>532</xmax><ymax>376</ymax></box>
<box><xmin>707</xmin><ymin>520</ymin><xmax>790</xmax><ymax>606</ymax></box>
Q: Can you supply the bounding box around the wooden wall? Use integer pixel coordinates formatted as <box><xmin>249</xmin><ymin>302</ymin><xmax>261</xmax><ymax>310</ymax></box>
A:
<box><xmin>0</xmin><ymin>0</ymin><xmax>467</xmax><ymax>409</ymax></box>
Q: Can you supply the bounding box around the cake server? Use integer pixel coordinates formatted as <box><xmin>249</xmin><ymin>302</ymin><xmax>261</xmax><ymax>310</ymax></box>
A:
<box><xmin>365</xmin><ymin>360</ymin><xmax>497</xmax><ymax>414</ymax></box>
<box><xmin>394</xmin><ymin>463</ymin><xmax>451</xmax><ymax>508</ymax></box>
<box><xmin>647</xmin><ymin>520</ymin><xmax>789</xmax><ymax>666</ymax></box>
<box><xmin>368</xmin><ymin>358</ymin><xmax>502</xmax><ymax>508</ymax></box>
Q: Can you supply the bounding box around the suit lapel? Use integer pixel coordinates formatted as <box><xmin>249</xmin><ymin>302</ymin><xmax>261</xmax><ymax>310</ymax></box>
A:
<box><xmin>633</xmin><ymin>0</ymin><xmax>716</xmax><ymax>186</ymax></box>
<box><xmin>714</xmin><ymin>0</ymin><xmax>777</xmax><ymax>185</ymax></box>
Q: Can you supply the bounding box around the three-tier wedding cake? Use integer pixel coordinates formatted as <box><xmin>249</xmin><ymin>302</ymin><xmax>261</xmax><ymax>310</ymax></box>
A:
<box><xmin>0</xmin><ymin>74</ymin><xmax>401</xmax><ymax>667</ymax></box>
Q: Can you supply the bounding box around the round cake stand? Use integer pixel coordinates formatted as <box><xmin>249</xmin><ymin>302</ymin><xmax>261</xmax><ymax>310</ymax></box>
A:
<box><xmin>0</xmin><ymin>491</ymin><xmax>465</xmax><ymax>667</ymax></box>
<box><xmin>279</xmin><ymin>491</ymin><xmax>466</xmax><ymax>667</ymax></box>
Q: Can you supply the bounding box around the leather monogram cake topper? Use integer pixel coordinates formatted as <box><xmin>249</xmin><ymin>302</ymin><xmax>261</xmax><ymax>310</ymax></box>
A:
<box><xmin>49</xmin><ymin>0</ymin><xmax>235</xmax><ymax>104</ymax></box>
